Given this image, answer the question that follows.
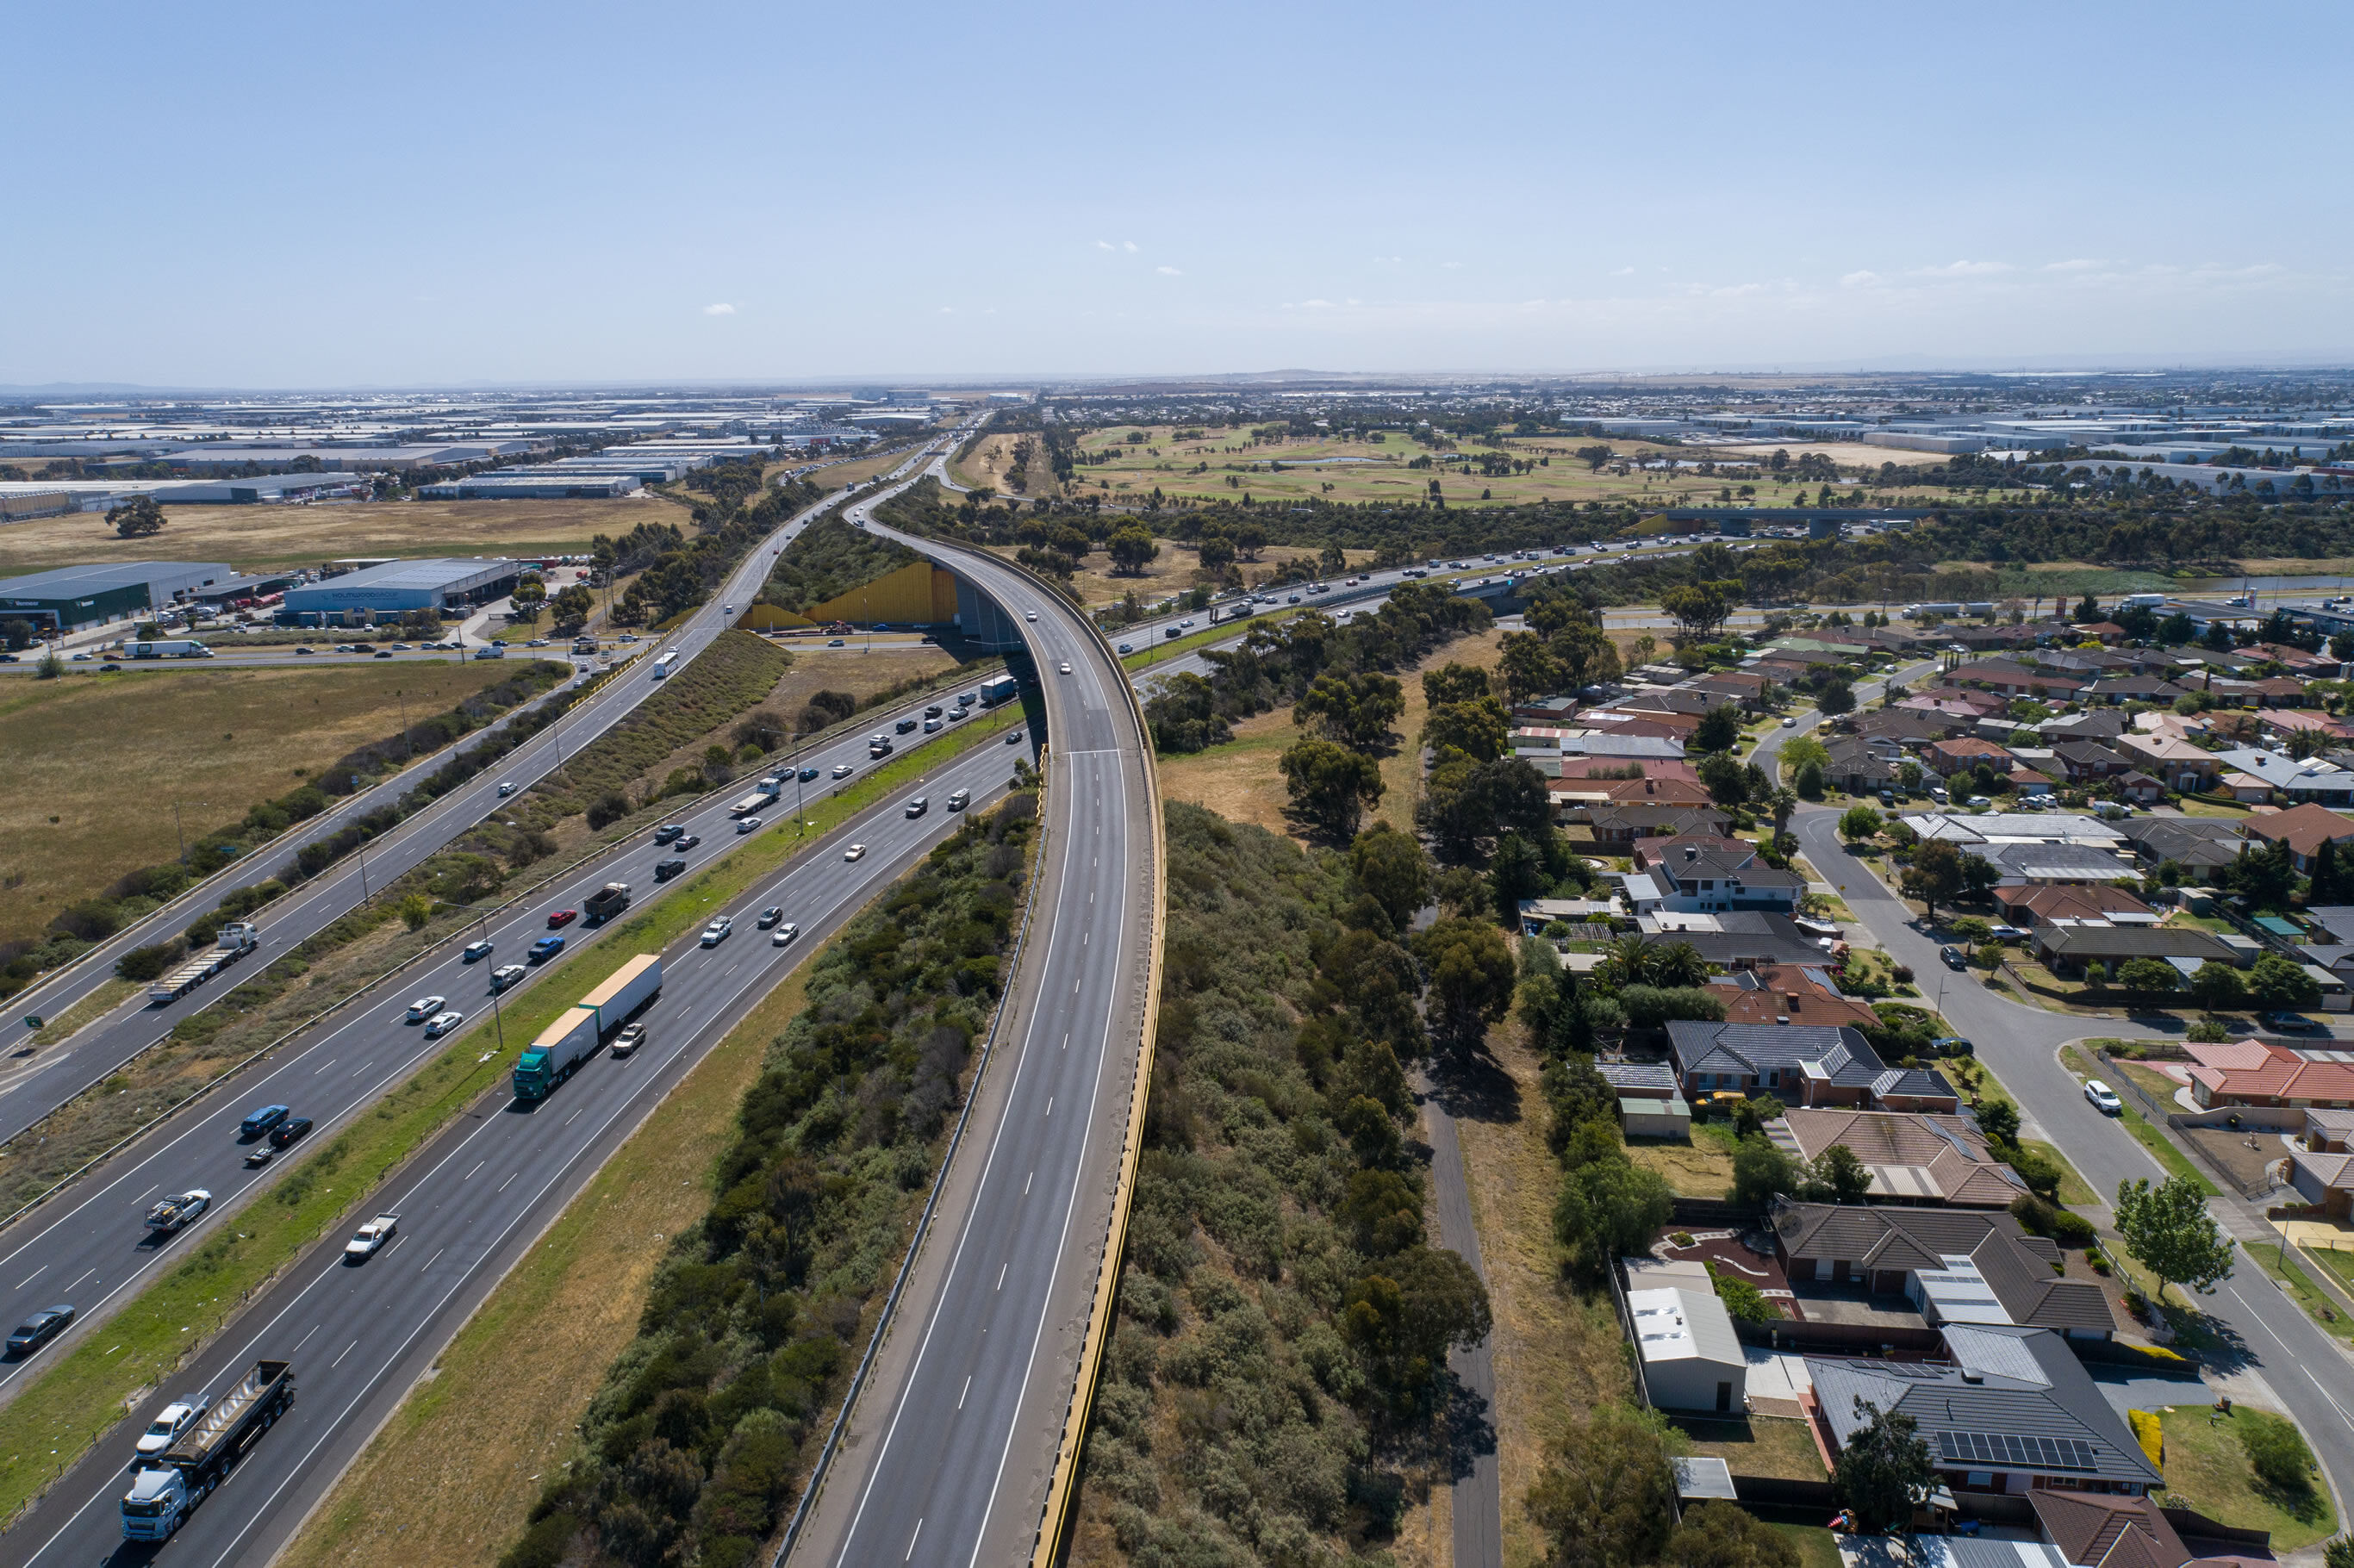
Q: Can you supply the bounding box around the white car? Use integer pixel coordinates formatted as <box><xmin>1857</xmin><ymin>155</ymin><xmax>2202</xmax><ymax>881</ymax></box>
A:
<box><xmin>772</xmin><ymin>922</ymin><xmax>800</xmax><ymax>946</ymax></box>
<box><xmin>134</xmin><ymin>1397</ymin><xmax>210</xmax><ymax>1462</ymax></box>
<box><xmin>736</xmin><ymin>816</ymin><xmax>763</xmax><ymax>834</ymax></box>
<box><xmin>700</xmin><ymin>916</ymin><xmax>734</xmax><ymax>947</ymax></box>
<box><xmin>425</xmin><ymin>1010</ymin><xmax>465</xmax><ymax>1037</ymax></box>
<box><xmin>844</xmin><ymin>843</ymin><xmax>868</xmax><ymax>862</ymax></box>
<box><xmin>2083</xmin><ymin>1080</ymin><xmax>2123</xmax><ymax>1115</ymax></box>
<box><xmin>490</xmin><ymin>963</ymin><xmax>526</xmax><ymax>992</ymax></box>
<box><xmin>1780</xmin><ymin>716</ymin><xmax>1797</xmax><ymax>727</ymax></box>
<box><xmin>345</xmin><ymin>1214</ymin><xmax>398</xmax><ymax>1260</ymax></box>
<box><xmin>1059</xmin><ymin>662</ymin><xmax>1071</xmax><ymax>674</ymax></box>
<box><xmin>498</xmin><ymin>781</ymin><xmax>517</xmax><ymax>796</ymax></box>
<box><xmin>406</xmin><ymin>996</ymin><xmax>445</xmax><ymax>1022</ymax></box>
<box><xmin>1024</xmin><ymin>610</ymin><xmax>1038</xmax><ymax>622</ymax></box>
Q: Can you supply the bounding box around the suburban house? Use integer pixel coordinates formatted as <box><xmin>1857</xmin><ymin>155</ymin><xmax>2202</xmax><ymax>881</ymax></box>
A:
<box><xmin>1770</xmin><ymin>1203</ymin><xmax>2118</xmax><ymax>1337</ymax></box>
<box><xmin>2114</xmin><ymin>771</ymin><xmax>2167</xmax><ymax>806</ymax></box>
<box><xmin>1929</xmin><ymin>737</ymin><xmax>2017</xmax><ymax>778</ymax></box>
<box><xmin>1631</xmin><ymin>912</ymin><xmax>1830</xmax><ymax>968</ymax></box>
<box><xmin>1647</xmin><ymin>841</ymin><xmax>1804</xmax><ymax>914</ymax></box>
<box><xmin>2184</xmin><ymin>1038</ymin><xmax>2354</xmax><ymax>1110</ymax></box>
<box><xmin>2299</xmin><ymin>905</ymin><xmax>2354</xmax><ymax>991</ymax></box>
<box><xmin>2029</xmin><ymin>1490</ymin><xmax>2201</xmax><ymax>1568</ymax></box>
<box><xmin>1991</xmin><ymin>883</ymin><xmax>2159</xmax><ymax>929</ymax></box>
<box><xmin>2032</xmin><ymin>924</ymin><xmax>2239</xmax><ymax>979</ymax></box>
<box><xmin>1665</xmin><ymin>1021</ymin><xmax>1887</xmax><ymax>1105</ymax></box>
<box><xmin>2038</xmin><ymin>709</ymin><xmax>2131</xmax><ymax>744</ymax></box>
<box><xmin>2212</xmin><ymin>750</ymin><xmax>2354</xmax><ymax>807</ymax></box>
<box><xmin>1555</xmin><ymin>733</ymin><xmax>1688</xmax><ymax>763</ymax></box>
<box><xmin>1804</xmin><ymin>1324</ymin><xmax>2162</xmax><ymax>1497</ymax></box>
<box><xmin>1597</xmin><ymin>1061</ymin><xmax>1691</xmax><ymax>1138</ymax></box>
<box><xmin>1975</xmin><ymin>842</ymin><xmax>2144</xmax><ymax>887</ymax></box>
<box><xmin>2117</xmin><ymin>817</ymin><xmax>2245</xmax><ymax>874</ymax></box>
<box><xmin>1774</xmin><ymin>1109</ymin><xmax>2027</xmax><ymax>1207</ymax></box>
<box><xmin>2114</xmin><ymin>733</ymin><xmax>2220</xmax><ymax>794</ymax></box>
<box><xmin>2287</xmin><ymin>1147</ymin><xmax>2354</xmax><ymax>1217</ymax></box>
<box><xmin>1632</xmin><ymin>833</ymin><xmax>1752</xmax><ymax>873</ymax></box>
<box><xmin>1707</xmin><ymin>962</ymin><xmax>1882</xmax><ymax>1030</ymax></box>
<box><xmin>1585</xmin><ymin>802</ymin><xmax>1733</xmax><ymax>843</ymax></box>
<box><xmin>1822</xmin><ymin>735</ymin><xmax>1903</xmax><ymax>793</ymax></box>
<box><xmin>2243</xmin><ymin>800</ymin><xmax>2354</xmax><ymax>869</ymax></box>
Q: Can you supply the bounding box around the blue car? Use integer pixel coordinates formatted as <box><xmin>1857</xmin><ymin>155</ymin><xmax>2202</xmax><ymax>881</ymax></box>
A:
<box><xmin>528</xmin><ymin>936</ymin><xmax>565</xmax><ymax>964</ymax></box>
<box><xmin>240</xmin><ymin>1104</ymin><xmax>290</xmax><ymax>1139</ymax></box>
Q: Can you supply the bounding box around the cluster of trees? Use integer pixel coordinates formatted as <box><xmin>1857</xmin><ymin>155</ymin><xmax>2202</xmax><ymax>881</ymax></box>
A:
<box><xmin>1091</xmin><ymin>805</ymin><xmax>1491</xmax><ymax>1562</ymax></box>
<box><xmin>502</xmin><ymin>798</ymin><xmax>1037</xmax><ymax>1568</ymax></box>
<box><xmin>599</xmin><ymin>474</ymin><xmax>825</xmax><ymax>628</ymax></box>
<box><xmin>757</xmin><ymin>513</ymin><xmax>919</xmax><ymax>614</ymax></box>
<box><xmin>1143</xmin><ymin>580</ymin><xmax>1490</xmax><ymax>756</ymax></box>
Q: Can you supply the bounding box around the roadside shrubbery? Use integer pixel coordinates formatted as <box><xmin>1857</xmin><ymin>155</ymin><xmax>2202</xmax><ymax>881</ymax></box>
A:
<box><xmin>503</xmin><ymin>794</ymin><xmax>1037</xmax><ymax>1568</ymax></box>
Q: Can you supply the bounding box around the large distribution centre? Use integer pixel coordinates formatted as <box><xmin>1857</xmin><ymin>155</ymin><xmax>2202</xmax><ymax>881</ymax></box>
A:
<box><xmin>0</xmin><ymin>561</ymin><xmax>235</xmax><ymax>632</ymax></box>
<box><xmin>279</xmin><ymin>557</ymin><xmax>523</xmax><ymax>625</ymax></box>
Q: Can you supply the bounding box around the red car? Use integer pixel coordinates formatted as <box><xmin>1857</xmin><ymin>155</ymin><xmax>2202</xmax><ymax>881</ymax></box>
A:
<box><xmin>546</xmin><ymin>909</ymin><xmax>577</xmax><ymax>929</ymax></box>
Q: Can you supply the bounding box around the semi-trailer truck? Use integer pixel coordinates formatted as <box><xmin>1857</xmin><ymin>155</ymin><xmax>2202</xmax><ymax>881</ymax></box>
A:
<box><xmin>146</xmin><ymin>923</ymin><xmax>262</xmax><ymax>1005</ymax></box>
<box><xmin>512</xmin><ymin>954</ymin><xmax>661</xmax><ymax>1100</ymax></box>
<box><xmin>728</xmin><ymin>777</ymin><xmax>784</xmax><ymax>816</ymax></box>
<box><xmin>583</xmin><ymin>882</ymin><xmax>631</xmax><ymax>924</ymax></box>
<box><xmin>120</xmin><ymin>1360</ymin><xmax>296</xmax><ymax>1541</ymax></box>
<box><xmin>126</xmin><ymin>639</ymin><xmax>214</xmax><ymax>659</ymax></box>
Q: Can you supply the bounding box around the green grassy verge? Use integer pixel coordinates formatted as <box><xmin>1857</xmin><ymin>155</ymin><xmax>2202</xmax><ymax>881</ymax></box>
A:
<box><xmin>1770</xmin><ymin>1524</ymin><xmax>1841</xmax><ymax>1568</ymax></box>
<box><xmin>1952</xmin><ymin>1055</ymin><xmax>2101</xmax><ymax>1207</ymax></box>
<box><xmin>2157</xmin><ymin>1405</ymin><xmax>2338</xmax><ymax>1551</ymax></box>
<box><xmin>0</xmin><ymin>707</ymin><xmax>1018</xmax><ymax>1521</ymax></box>
<box><xmin>1118</xmin><ymin>621</ymin><xmax>1245</xmax><ymax>669</ymax></box>
<box><xmin>2244</xmin><ymin>1243</ymin><xmax>2354</xmax><ymax>1345</ymax></box>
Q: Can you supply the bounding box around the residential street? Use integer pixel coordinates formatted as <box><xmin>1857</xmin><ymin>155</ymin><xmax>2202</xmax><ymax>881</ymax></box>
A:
<box><xmin>1744</xmin><ymin>706</ymin><xmax>2354</xmax><ymax>1527</ymax></box>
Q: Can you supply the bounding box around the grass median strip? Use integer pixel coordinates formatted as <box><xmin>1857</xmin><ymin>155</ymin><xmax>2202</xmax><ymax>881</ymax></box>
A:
<box><xmin>0</xmin><ymin>706</ymin><xmax>1017</xmax><ymax>1523</ymax></box>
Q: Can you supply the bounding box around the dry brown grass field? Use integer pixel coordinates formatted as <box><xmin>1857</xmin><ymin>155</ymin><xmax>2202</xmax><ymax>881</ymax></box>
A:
<box><xmin>0</xmin><ymin>494</ymin><xmax>689</xmax><ymax>575</ymax></box>
<box><xmin>0</xmin><ymin>663</ymin><xmax>518</xmax><ymax>946</ymax></box>
<box><xmin>950</xmin><ymin>431</ymin><xmax>1034</xmax><ymax>495</ymax></box>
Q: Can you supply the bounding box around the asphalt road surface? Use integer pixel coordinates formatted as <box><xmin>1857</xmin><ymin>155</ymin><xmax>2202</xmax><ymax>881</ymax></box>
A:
<box><xmin>0</xmin><ymin>730</ymin><xmax>1026</xmax><ymax>1568</ymax></box>
<box><xmin>0</xmin><ymin>677</ymin><xmax>1023</xmax><ymax>1408</ymax></box>
<box><xmin>785</xmin><ymin>503</ymin><xmax>1156</xmax><ymax>1567</ymax></box>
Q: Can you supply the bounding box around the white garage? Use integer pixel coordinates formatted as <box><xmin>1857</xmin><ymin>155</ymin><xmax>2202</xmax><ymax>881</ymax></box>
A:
<box><xmin>1628</xmin><ymin>1285</ymin><xmax>1747</xmax><ymax>1415</ymax></box>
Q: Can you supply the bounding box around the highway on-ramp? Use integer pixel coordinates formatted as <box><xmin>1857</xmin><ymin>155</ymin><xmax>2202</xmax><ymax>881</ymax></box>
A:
<box><xmin>782</xmin><ymin>507</ymin><xmax>1160</xmax><ymax>1568</ymax></box>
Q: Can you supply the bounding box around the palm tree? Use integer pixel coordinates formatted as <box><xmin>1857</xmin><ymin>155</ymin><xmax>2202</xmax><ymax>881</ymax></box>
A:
<box><xmin>1653</xmin><ymin>940</ymin><xmax>1708</xmax><ymax>989</ymax></box>
<box><xmin>1601</xmin><ymin>933</ymin><xmax>1655</xmax><ymax>990</ymax></box>
<box><xmin>1769</xmin><ymin>788</ymin><xmax>1798</xmax><ymax>842</ymax></box>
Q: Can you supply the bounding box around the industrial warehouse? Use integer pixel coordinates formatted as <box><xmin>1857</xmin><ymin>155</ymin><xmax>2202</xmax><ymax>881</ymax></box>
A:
<box><xmin>278</xmin><ymin>557</ymin><xmax>525</xmax><ymax>625</ymax></box>
<box><xmin>0</xmin><ymin>561</ymin><xmax>236</xmax><ymax>632</ymax></box>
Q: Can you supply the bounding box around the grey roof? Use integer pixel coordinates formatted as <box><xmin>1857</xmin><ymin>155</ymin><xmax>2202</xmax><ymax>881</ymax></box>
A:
<box><xmin>1980</xmin><ymin>842</ymin><xmax>2143</xmax><ymax>882</ymax></box>
<box><xmin>1807</xmin><ymin>1325</ymin><xmax>2158</xmax><ymax>1488</ymax></box>
<box><xmin>310</xmin><ymin>557</ymin><xmax>521</xmax><ymax>592</ymax></box>
<box><xmin>0</xmin><ymin>560</ymin><xmax>232</xmax><ymax>600</ymax></box>
<box><xmin>1671</xmin><ymin>1456</ymin><xmax>1738</xmax><ymax>1502</ymax></box>
<box><xmin>1599</xmin><ymin>1061</ymin><xmax>1679</xmax><ymax>1092</ymax></box>
<box><xmin>2038</xmin><ymin>924</ymin><xmax>2237</xmax><ymax>962</ymax></box>
<box><xmin>1666</xmin><ymin>850</ymin><xmax>1804</xmax><ymax>890</ymax></box>
<box><xmin>1771</xmin><ymin>1202</ymin><xmax>2113</xmax><ymax>1333</ymax></box>
<box><xmin>1639</xmin><ymin>912</ymin><xmax>1828</xmax><ymax>967</ymax></box>
<box><xmin>1667</xmin><ymin>1020</ymin><xmax>1884</xmax><ymax>1084</ymax></box>
<box><xmin>1557</xmin><ymin>734</ymin><xmax>1687</xmax><ymax>759</ymax></box>
<box><xmin>1872</xmin><ymin>1066</ymin><xmax>1959</xmax><ymax>1100</ymax></box>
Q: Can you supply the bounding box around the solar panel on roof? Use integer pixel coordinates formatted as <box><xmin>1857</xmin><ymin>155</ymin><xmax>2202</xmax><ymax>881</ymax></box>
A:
<box><xmin>1936</xmin><ymin>1433</ymin><xmax>2100</xmax><ymax>1471</ymax></box>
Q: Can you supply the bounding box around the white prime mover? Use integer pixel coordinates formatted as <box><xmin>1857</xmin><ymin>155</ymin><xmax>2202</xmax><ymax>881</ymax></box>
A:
<box><xmin>146</xmin><ymin>923</ymin><xmax>262</xmax><ymax>1004</ymax></box>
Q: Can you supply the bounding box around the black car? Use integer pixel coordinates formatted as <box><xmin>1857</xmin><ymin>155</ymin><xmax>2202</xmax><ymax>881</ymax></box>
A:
<box><xmin>270</xmin><ymin>1114</ymin><xmax>314</xmax><ymax>1149</ymax></box>
<box><xmin>6</xmin><ymin>1305</ymin><xmax>73</xmax><ymax>1358</ymax></box>
<box><xmin>654</xmin><ymin>857</ymin><xmax>688</xmax><ymax>881</ymax></box>
<box><xmin>240</xmin><ymin>1104</ymin><xmax>290</xmax><ymax>1139</ymax></box>
<box><xmin>1939</xmin><ymin>945</ymin><xmax>1968</xmax><ymax>971</ymax></box>
<box><xmin>653</xmin><ymin>823</ymin><xmax>684</xmax><ymax>843</ymax></box>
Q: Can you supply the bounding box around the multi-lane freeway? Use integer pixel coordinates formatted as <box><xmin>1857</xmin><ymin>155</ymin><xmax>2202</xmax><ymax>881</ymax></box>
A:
<box><xmin>0</xmin><ymin>710</ymin><xmax>1027</xmax><ymax>1568</ymax></box>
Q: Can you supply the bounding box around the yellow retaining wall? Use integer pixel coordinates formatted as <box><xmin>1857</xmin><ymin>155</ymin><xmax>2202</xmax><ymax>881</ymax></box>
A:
<box><xmin>804</xmin><ymin>560</ymin><xmax>961</xmax><ymax>626</ymax></box>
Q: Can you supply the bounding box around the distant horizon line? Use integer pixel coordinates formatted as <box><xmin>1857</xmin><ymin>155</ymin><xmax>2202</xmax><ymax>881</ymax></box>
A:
<box><xmin>9</xmin><ymin>357</ymin><xmax>2354</xmax><ymax>400</ymax></box>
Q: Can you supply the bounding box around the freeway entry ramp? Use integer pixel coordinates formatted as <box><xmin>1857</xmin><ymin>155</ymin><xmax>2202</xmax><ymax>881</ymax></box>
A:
<box><xmin>787</xmin><ymin>528</ymin><xmax>1162</xmax><ymax>1568</ymax></box>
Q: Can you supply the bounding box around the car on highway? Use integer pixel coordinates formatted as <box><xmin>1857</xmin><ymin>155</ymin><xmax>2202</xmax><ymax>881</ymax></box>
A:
<box><xmin>498</xmin><ymin>781</ymin><xmax>518</xmax><ymax>796</ymax></box>
<box><xmin>406</xmin><ymin>996</ymin><xmax>446</xmax><ymax>1022</ymax></box>
<box><xmin>344</xmin><ymin>1214</ymin><xmax>398</xmax><ymax>1261</ymax></box>
<box><xmin>1939</xmin><ymin>946</ymin><xmax>1968</xmax><ymax>971</ymax></box>
<box><xmin>295</xmin><ymin>646</ymin><xmax>314</xmax><ymax>656</ymax></box>
<box><xmin>268</xmin><ymin>1114</ymin><xmax>313</xmax><ymax>1150</ymax></box>
<box><xmin>772</xmin><ymin>922</ymin><xmax>800</xmax><ymax>946</ymax></box>
<box><xmin>240</xmin><ymin>1104</ymin><xmax>290</xmax><ymax>1139</ymax></box>
<box><xmin>490</xmin><ymin>962</ymin><xmax>526</xmax><ymax>992</ymax></box>
<box><xmin>7</xmin><ymin>1306</ymin><xmax>75</xmax><ymax>1358</ymax></box>
<box><xmin>736</xmin><ymin>815</ymin><xmax>763</xmax><ymax>834</ymax></box>
<box><xmin>844</xmin><ymin>843</ymin><xmax>868</xmax><ymax>862</ymax></box>
<box><xmin>700</xmin><ymin>915</ymin><xmax>734</xmax><ymax>947</ymax></box>
<box><xmin>134</xmin><ymin>1397</ymin><xmax>210</xmax><ymax>1463</ymax></box>
<box><xmin>529</xmin><ymin>936</ymin><xmax>565</xmax><ymax>963</ymax></box>
<box><xmin>70</xmin><ymin>651</ymin><xmax>91</xmax><ymax>662</ymax></box>
<box><xmin>1024</xmin><ymin>610</ymin><xmax>1038</xmax><ymax>621</ymax></box>
<box><xmin>674</xmin><ymin>833</ymin><xmax>701</xmax><ymax>850</ymax></box>
<box><xmin>948</xmin><ymin>788</ymin><xmax>970</xmax><ymax>812</ymax></box>
<box><xmin>831</xmin><ymin>763</ymin><xmax>853</xmax><ymax>779</ymax></box>
<box><xmin>1117</xmin><ymin>643</ymin><xmax>1132</xmax><ymax>654</ymax></box>
<box><xmin>654</xmin><ymin>823</ymin><xmax>684</xmax><ymax>843</ymax></box>
<box><xmin>1059</xmin><ymin>662</ymin><xmax>1071</xmax><ymax>674</ymax></box>
<box><xmin>547</xmin><ymin>908</ymin><xmax>577</xmax><ymax>928</ymax></box>
<box><xmin>2083</xmin><ymin>1080</ymin><xmax>2123</xmax><ymax>1114</ymax></box>
<box><xmin>654</xmin><ymin>857</ymin><xmax>687</xmax><ymax>881</ymax></box>
<box><xmin>799</xmin><ymin>765</ymin><xmax>820</xmax><ymax>780</ymax></box>
<box><xmin>757</xmin><ymin>905</ymin><xmax>784</xmax><ymax>928</ymax></box>
<box><xmin>462</xmin><ymin>939</ymin><xmax>493</xmax><ymax>962</ymax></box>
<box><xmin>1007</xmin><ymin>727</ymin><xmax>1024</xmax><ymax>743</ymax></box>
<box><xmin>424</xmin><ymin>1010</ymin><xmax>465</xmax><ymax>1037</ymax></box>
<box><xmin>374</xmin><ymin>649</ymin><xmax>393</xmax><ymax>658</ymax></box>
<box><xmin>906</xmin><ymin>797</ymin><xmax>928</xmax><ymax>818</ymax></box>
<box><xmin>612</xmin><ymin>1024</ymin><xmax>646</xmax><ymax>1058</ymax></box>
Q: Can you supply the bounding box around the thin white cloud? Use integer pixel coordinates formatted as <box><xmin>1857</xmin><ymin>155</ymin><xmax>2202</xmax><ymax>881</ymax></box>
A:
<box><xmin>1156</xmin><ymin>265</ymin><xmax>1182</xmax><ymax>276</ymax></box>
<box><xmin>1912</xmin><ymin>259</ymin><xmax>2012</xmax><ymax>277</ymax></box>
<box><xmin>1840</xmin><ymin>270</ymin><xmax>1883</xmax><ymax>289</ymax></box>
<box><xmin>1441</xmin><ymin>261</ymin><xmax>1464</xmax><ymax>270</ymax></box>
<box><xmin>938</xmin><ymin>306</ymin><xmax>954</xmax><ymax>314</ymax></box>
<box><xmin>1095</xmin><ymin>240</ymin><xmax>1116</xmax><ymax>252</ymax></box>
<box><xmin>1123</xmin><ymin>240</ymin><xmax>1138</xmax><ymax>252</ymax></box>
<box><xmin>1611</xmin><ymin>265</ymin><xmax>1635</xmax><ymax>277</ymax></box>
<box><xmin>1373</xmin><ymin>255</ymin><xmax>1404</xmax><ymax>264</ymax></box>
<box><xmin>702</xmin><ymin>302</ymin><xmax>737</xmax><ymax>315</ymax></box>
<box><xmin>2043</xmin><ymin>258</ymin><xmax>2107</xmax><ymax>272</ymax></box>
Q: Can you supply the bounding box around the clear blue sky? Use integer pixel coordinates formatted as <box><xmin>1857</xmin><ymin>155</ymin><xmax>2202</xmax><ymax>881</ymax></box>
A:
<box><xmin>5</xmin><ymin>0</ymin><xmax>2349</xmax><ymax>388</ymax></box>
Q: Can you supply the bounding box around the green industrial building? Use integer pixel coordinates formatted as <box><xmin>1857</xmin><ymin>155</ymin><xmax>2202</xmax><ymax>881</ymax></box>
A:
<box><xmin>0</xmin><ymin>561</ymin><xmax>234</xmax><ymax>632</ymax></box>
